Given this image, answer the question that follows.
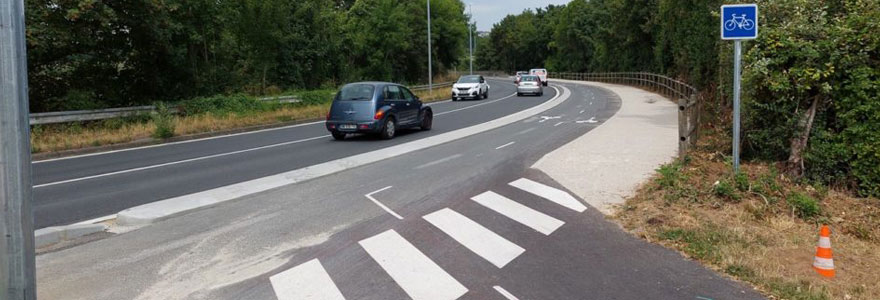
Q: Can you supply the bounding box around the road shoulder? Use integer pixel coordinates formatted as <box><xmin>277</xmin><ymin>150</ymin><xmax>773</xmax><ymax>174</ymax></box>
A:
<box><xmin>533</xmin><ymin>79</ymin><xmax>678</xmax><ymax>214</ymax></box>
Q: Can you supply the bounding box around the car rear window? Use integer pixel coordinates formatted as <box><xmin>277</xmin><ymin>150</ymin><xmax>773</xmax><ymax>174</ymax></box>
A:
<box><xmin>522</xmin><ymin>76</ymin><xmax>539</xmax><ymax>82</ymax></box>
<box><xmin>531</xmin><ymin>69</ymin><xmax>547</xmax><ymax>75</ymax></box>
<box><xmin>336</xmin><ymin>84</ymin><xmax>375</xmax><ymax>101</ymax></box>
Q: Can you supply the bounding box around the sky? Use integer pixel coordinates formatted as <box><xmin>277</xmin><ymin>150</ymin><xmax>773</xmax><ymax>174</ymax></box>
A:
<box><xmin>467</xmin><ymin>0</ymin><xmax>572</xmax><ymax>31</ymax></box>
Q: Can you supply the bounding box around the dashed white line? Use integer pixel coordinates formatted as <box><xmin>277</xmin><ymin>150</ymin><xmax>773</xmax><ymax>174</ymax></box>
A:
<box><xmin>359</xmin><ymin>230</ymin><xmax>468</xmax><ymax>300</ymax></box>
<box><xmin>415</xmin><ymin>154</ymin><xmax>463</xmax><ymax>170</ymax></box>
<box><xmin>515</xmin><ymin>127</ymin><xmax>536</xmax><ymax>135</ymax></box>
<box><xmin>423</xmin><ymin>208</ymin><xmax>525</xmax><ymax>268</ymax></box>
<box><xmin>554</xmin><ymin>122</ymin><xmax>564</xmax><ymax>127</ymax></box>
<box><xmin>493</xmin><ymin>286</ymin><xmax>521</xmax><ymax>300</ymax></box>
<box><xmin>579</xmin><ymin>110</ymin><xmax>585</xmax><ymax>114</ymax></box>
<box><xmin>472</xmin><ymin>191</ymin><xmax>564</xmax><ymax>235</ymax></box>
<box><xmin>509</xmin><ymin>178</ymin><xmax>587</xmax><ymax>212</ymax></box>
<box><xmin>270</xmin><ymin>259</ymin><xmax>346</xmax><ymax>300</ymax></box>
<box><xmin>495</xmin><ymin>142</ymin><xmax>516</xmax><ymax>150</ymax></box>
<box><xmin>365</xmin><ymin>186</ymin><xmax>403</xmax><ymax>220</ymax></box>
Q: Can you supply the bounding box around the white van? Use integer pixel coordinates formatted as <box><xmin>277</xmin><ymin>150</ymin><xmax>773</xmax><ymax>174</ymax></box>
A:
<box><xmin>530</xmin><ymin>68</ymin><xmax>548</xmax><ymax>86</ymax></box>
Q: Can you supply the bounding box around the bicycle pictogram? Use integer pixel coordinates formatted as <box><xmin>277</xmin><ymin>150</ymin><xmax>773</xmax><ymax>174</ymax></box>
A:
<box><xmin>724</xmin><ymin>14</ymin><xmax>755</xmax><ymax>31</ymax></box>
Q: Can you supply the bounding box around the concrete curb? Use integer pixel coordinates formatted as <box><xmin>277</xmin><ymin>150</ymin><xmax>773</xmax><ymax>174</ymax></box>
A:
<box><xmin>116</xmin><ymin>85</ymin><xmax>572</xmax><ymax>226</ymax></box>
<box><xmin>533</xmin><ymin>79</ymin><xmax>678</xmax><ymax>215</ymax></box>
<box><xmin>35</xmin><ymin>223</ymin><xmax>108</xmax><ymax>248</ymax></box>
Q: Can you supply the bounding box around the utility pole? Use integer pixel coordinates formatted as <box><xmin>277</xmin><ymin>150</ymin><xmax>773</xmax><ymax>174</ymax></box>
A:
<box><xmin>1</xmin><ymin>0</ymin><xmax>37</xmax><ymax>298</ymax></box>
<box><xmin>427</xmin><ymin>0</ymin><xmax>433</xmax><ymax>91</ymax></box>
<box><xmin>468</xmin><ymin>4</ymin><xmax>473</xmax><ymax>75</ymax></box>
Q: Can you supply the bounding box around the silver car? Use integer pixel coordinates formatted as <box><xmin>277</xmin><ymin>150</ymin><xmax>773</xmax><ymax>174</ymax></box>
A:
<box><xmin>516</xmin><ymin>75</ymin><xmax>543</xmax><ymax>96</ymax></box>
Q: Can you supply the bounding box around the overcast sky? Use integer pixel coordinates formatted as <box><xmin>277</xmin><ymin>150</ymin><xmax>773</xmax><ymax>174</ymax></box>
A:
<box><xmin>467</xmin><ymin>0</ymin><xmax>572</xmax><ymax>31</ymax></box>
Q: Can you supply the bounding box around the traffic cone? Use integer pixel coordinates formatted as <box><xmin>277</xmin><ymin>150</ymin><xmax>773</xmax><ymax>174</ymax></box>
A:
<box><xmin>812</xmin><ymin>225</ymin><xmax>835</xmax><ymax>278</ymax></box>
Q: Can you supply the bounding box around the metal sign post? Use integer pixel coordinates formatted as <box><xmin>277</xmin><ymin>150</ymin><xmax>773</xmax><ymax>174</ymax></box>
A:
<box><xmin>721</xmin><ymin>4</ymin><xmax>758</xmax><ymax>173</ymax></box>
<box><xmin>1</xmin><ymin>0</ymin><xmax>37</xmax><ymax>298</ymax></box>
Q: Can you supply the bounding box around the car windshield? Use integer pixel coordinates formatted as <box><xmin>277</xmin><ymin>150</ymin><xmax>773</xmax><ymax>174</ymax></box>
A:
<box><xmin>336</xmin><ymin>84</ymin><xmax>375</xmax><ymax>101</ymax></box>
<box><xmin>531</xmin><ymin>70</ymin><xmax>546</xmax><ymax>75</ymax></box>
<box><xmin>457</xmin><ymin>76</ymin><xmax>481</xmax><ymax>83</ymax></box>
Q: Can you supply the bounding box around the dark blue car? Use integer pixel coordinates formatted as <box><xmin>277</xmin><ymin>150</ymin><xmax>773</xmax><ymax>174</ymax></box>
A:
<box><xmin>326</xmin><ymin>82</ymin><xmax>433</xmax><ymax>140</ymax></box>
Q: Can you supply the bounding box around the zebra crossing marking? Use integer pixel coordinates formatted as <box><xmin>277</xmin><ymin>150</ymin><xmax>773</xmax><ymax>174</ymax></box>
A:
<box><xmin>471</xmin><ymin>191</ymin><xmax>564</xmax><ymax>235</ymax></box>
<box><xmin>359</xmin><ymin>229</ymin><xmax>468</xmax><ymax>300</ymax></box>
<box><xmin>423</xmin><ymin>208</ymin><xmax>525</xmax><ymax>268</ymax></box>
<box><xmin>509</xmin><ymin>178</ymin><xmax>587</xmax><ymax>212</ymax></box>
<box><xmin>270</xmin><ymin>259</ymin><xmax>346</xmax><ymax>300</ymax></box>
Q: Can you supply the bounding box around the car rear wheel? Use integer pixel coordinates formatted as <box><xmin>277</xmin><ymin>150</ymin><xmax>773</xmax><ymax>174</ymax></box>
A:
<box><xmin>420</xmin><ymin>111</ymin><xmax>433</xmax><ymax>131</ymax></box>
<box><xmin>379</xmin><ymin>118</ymin><xmax>396</xmax><ymax>140</ymax></box>
<box><xmin>331</xmin><ymin>132</ymin><xmax>346</xmax><ymax>140</ymax></box>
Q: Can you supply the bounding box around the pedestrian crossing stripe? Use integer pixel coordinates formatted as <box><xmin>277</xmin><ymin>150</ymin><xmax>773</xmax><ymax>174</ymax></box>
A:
<box><xmin>509</xmin><ymin>178</ymin><xmax>587</xmax><ymax>212</ymax></box>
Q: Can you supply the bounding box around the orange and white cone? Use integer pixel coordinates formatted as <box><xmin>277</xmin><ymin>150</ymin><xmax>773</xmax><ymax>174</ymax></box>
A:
<box><xmin>813</xmin><ymin>225</ymin><xmax>835</xmax><ymax>278</ymax></box>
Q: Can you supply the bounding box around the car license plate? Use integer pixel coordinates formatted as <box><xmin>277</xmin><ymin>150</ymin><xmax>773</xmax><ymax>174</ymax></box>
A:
<box><xmin>339</xmin><ymin>124</ymin><xmax>357</xmax><ymax>131</ymax></box>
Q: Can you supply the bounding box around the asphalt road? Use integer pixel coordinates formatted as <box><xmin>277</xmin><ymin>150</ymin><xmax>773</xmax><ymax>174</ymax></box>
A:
<box><xmin>32</xmin><ymin>79</ymin><xmax>549</xmax><ymax>228</ymax></box>
<box><xmin>36</xmin><ymin>80</ymin><xmax>763</xmax><ymax>299</ymax></box>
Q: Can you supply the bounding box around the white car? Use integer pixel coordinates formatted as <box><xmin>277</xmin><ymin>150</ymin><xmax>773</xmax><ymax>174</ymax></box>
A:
<box><xmin>530</xmin><ymin>68</ymin><xmax>548</xmax><ymax>86</ymax></box>
<box><xmin>451</xmin><ymin>75</ymin><xmax>490</xmax><ymax>101</ymax></box>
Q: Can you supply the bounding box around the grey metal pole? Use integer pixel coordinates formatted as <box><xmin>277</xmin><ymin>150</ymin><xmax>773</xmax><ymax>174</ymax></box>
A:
<box><xmin>1</xmin><ymin>0</ymin><xmax>37</xmax><ymax>298</ymax></box>
<box><xmin>468</xmin><ymin>4</ymin><xmax>473</xmax><ymax>75</ymax></box>
<box><xmin>427</xmin><ymin>0</ymin><xmax>433</xmax><ymax>91</ymax></box>
<box><xmin>733</xmin><ymin>40</ymin><xmax>742</xmax><ymax>173</ymax></box>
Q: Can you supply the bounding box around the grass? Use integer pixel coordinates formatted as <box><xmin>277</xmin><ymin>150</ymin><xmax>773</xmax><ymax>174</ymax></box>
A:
<box><xmin>615</xmin><ymin>127</ymin><xmax>880</xmax><ymax>300</ymax></box>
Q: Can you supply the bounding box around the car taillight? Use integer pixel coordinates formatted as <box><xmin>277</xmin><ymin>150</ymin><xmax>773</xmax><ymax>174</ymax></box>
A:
<box><xmin>374</xmin><ymin>110</ymin><xmax>384</xmax><ymax>120</ymax></box>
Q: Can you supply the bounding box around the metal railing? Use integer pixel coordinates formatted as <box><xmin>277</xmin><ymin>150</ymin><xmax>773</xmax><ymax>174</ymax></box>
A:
<box><xmin>29</xmin><ymin>95</ymin><xmax>300</xmax><ymax>125</ymax></box>
<box><xmin>550</xmin><ymin>72</ymin><xmax>700</xmax><ymax>158</ymax></box>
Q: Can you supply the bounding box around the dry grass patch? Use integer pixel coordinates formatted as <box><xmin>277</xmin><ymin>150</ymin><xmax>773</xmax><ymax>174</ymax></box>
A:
<box><xmin>616</xmin><ymin>129</ymin><xmax>880</xmax><ymax>300</ymax></box>
<box><xmin>31</xmin><ymin>103</ymin><xmax>331</xmax><ymax>154</ymax></box>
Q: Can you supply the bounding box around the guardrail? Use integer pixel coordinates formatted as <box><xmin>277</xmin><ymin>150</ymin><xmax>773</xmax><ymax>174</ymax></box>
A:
<box><xmin>409</xmin><ymin>81</ymin><xmax>454</xmax><ymax>92</ymax></box>
<box><xmin>29</xmin><ymin>95</ymin><xmax>300</xmax><ymax>125</ymax></box>
<box><xmin>550</xmin><ymin>72</ymin><xmax>700</xmax><ymax>158</ymax></box>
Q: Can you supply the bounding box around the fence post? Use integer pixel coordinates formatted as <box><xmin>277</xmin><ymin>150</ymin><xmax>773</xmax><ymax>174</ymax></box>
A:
<box><xmin>678</xmin><ymin>98</ymin><xmax>688</xmax><ymax>159</ymax></box>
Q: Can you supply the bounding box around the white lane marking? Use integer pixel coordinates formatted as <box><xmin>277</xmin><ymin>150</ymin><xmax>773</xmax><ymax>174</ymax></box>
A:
<box><xmin>72</xmin><ymin>214</ymin><xmax>117</xmax><ymax>226</ymax></box>
<box><xmin>471</xmin><ymin>191</ymin><xmax>564</xmax><ymax>235</ymax></box>
<box><xmin>270</xmin><ymin>259</ymin><xmax>346</xmax><ymax>300</ymax></box>
<box><xmin>34</xmin><ymin>135</ymin><xmax>330</xmax><ymax>188</ymax></box>
<box><xmin>579</xmin><ymin>110</ymin><xmax>585</xmax><ymax>114</ymax></box>
<box><xmin>493</xmin><ymin>286</ymin><xmax>520</xmax><ymax>300</ymax></box>
<box><xmin>32</xmin><ymin>120</ymin><xmax>327</xmax><ymax>164</ymax></box>
<box><xmin>590</xmin><ymin>102</ymin><xmax>593</xmax><ymax>105</ymax></box>
<box><xmin>576</xmin><ymin>117</ymin><xmax>598</xmax><ymax>124</ymax></box>
<box><xmin>515</xmin><ymin>128</ymin><xmax>536</xmax><ymax>135</ymax></box>
<box><xmin>415</xmin><ymin>154</ymin><xmax>463</xmax><ymax>170</ymax></box>
<box><xmin>509</xmin><ymin>178</ymin><xmax>587</xmax><ymax>212</ymax></box>
<box><xmin>116</xmin><ymin>86</ymin><xmax>569</xmax><ymax>225</ymax></box>
<box><xmin>538</xmin><ymin>116</ymin><xmax>561</xmax><ymax>123</ymax></box>
<box><xmin>37</xmin><ymin>82</ymin><xmax>523</xmax><ymax>187</ymax></box>
<box><xmin>554</xmin><ymin>122</ymin><xmax>564</xmax><ymax>127</ymax></box>
<box><xmin>495</xmin><ymin>142</ymin><xmax>515</xmax><ymax>150</ymax></box>
<box><xmin>359</xmin><ymin>230</ymin><xmax>468</xmax><ymax>300</ymax></box>
<box><xmin>365</xmin><ymin>186</ymin><xmax>403</xmax><ymax>220</ymax></box>
<box><xmin>423</xmin><ymin>208</ymin><xmax>525</xmax><ymax>268</ymax></box>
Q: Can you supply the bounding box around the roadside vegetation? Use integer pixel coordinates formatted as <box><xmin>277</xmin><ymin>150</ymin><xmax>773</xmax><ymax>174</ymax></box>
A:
<box><xmin>617</xmin><ymin>129</ymin><xmax>880</xmax><ymax>300</ymax></box>
<box><xmin>479</xmin><ymin>1</ymin><xmax>880</xmax><ymax>299</ymax></box>
<box><xmin>25</xmin><ymin>0</ymin><xmax>472</xmax><ymax>113</ymax></box>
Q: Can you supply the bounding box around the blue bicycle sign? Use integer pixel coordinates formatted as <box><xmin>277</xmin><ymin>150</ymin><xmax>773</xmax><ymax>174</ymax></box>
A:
<box><xmin>721</xmin><ymin>4</ymin><xmax>758</xmax><ymax>40</ymax></box>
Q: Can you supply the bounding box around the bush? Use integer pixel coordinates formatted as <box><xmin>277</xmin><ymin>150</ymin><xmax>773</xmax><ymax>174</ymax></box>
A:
<box><xmin>177</xmin><ymin>94</ymin><xmax>268</xmax><ymax>116</ymax></box>
<box><xmin>152</xmin><ymin>102</ymin><xmax>176</xmax><ymax>139</ymax></box>
<box><xmin>787</xmin><ymin>192</ymin><xmax>820</xmax><ymax>219</ymax></box>
<box><xmin>295</xmin><ymin>90</ymin><xmax>336</xmax><ymax>106</ymax></box>
<box><xmin>714</xmin><ymin>178</ymin><xmax>740</xmax><ymax>202</ymax></box>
